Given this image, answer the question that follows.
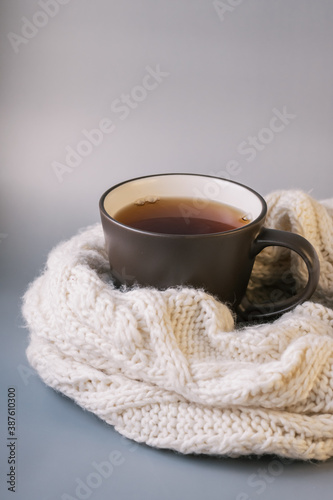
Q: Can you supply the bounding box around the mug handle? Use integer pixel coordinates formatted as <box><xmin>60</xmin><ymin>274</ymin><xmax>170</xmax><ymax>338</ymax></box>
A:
<box><xmin>237</xmin><ymin>228</ymin><xmax>320</xmax><ymax>321</ymax></box>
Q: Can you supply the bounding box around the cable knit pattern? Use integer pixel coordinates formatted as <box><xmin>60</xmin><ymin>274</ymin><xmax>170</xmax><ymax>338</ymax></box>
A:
<box><xmin>22</xmin><ymin>191</ymin><xmax>333</xmax><ymax>460</ymax></box>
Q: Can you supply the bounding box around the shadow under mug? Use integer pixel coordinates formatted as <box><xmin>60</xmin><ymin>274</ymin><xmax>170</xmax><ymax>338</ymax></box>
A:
<box><xmin>99</xmin><ymin>174</ymin><xmax>320</xmax><ymax>320</ymax></box>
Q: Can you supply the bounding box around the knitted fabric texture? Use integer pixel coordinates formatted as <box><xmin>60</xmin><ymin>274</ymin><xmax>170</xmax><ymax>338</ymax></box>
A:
<box><xmin>22</xmin><ymin>191</ymin><xmax>333</xmax><ymax>460</ymax></box>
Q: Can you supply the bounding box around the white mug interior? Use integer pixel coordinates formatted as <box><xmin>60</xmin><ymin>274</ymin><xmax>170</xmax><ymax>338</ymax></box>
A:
<box><xmin>103</xmin><ymin>174</ymin><xmax>264</xmax><ymax>224</ymax></box>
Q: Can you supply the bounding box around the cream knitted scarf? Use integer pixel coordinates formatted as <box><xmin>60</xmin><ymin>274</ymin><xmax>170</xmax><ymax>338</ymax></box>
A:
<box><xmin>22</xmin><ymin>191</ymin><xmax>333</xmax><ymax>460</ymax></box>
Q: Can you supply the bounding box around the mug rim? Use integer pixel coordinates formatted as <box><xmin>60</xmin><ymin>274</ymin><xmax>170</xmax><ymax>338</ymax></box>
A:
<box><xmin>99</xmin><ymin>173</ymin><xmax>267</xmax><ymax>238</ymax></box>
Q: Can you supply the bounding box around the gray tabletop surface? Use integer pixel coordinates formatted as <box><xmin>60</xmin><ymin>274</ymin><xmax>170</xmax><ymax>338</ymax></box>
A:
<box><xmin>1</xmin><ymin>1</ymin><xmax>333</xmax><ymax>499</ymax></box>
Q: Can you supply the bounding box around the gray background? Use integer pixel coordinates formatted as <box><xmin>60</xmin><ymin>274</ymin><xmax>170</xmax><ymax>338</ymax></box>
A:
<box><xmin>1</xmin><ymin>0</ymin><xmax>332</xmax><ymax>499</ymax></box>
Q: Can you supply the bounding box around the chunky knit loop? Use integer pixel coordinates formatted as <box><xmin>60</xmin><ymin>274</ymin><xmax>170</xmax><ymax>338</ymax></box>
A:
<box><xmin>23</xmin><ymin>191</ymin><xmax>333</xmax><ymax>460</ymax></box>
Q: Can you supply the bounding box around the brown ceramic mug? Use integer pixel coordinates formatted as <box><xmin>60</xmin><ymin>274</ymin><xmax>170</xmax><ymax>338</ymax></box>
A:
<box><xmin>99</xmin><ymin>174</ymin><xmax>320</xmax><ymax>320</ymax></box>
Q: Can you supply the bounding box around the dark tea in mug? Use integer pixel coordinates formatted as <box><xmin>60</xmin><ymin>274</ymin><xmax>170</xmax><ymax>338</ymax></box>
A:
<box><xmin>114</xmin><ymin>197</ymin><xmax>251</xmax><ymax>235</ymax></box>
